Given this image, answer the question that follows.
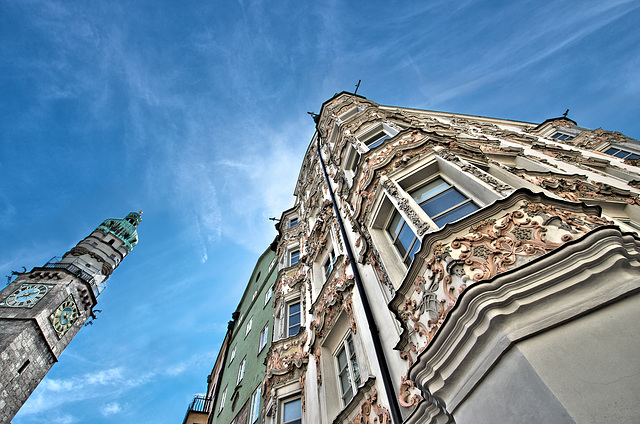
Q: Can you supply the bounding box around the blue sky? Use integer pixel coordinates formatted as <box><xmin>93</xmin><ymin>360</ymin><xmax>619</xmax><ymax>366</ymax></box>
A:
<box><xmin>1</xmin><ymin>0</ymin><xmax>639</xmax><ymax>423</ymax></box>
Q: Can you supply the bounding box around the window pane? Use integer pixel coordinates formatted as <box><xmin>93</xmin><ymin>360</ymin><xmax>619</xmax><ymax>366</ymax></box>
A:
<box><xmin>419</xmin><ymin>187</ymin><xmax>467</xmax><ymax>218</ymax></box>
<box><xmin>614</xmin><ymin>150</ymin><xmax>629</xmax><ymax>158</ymax></box>
<box><xmin>289</xmin><ymin>313</ymin><xmax>300</xmax><ymax>327</ymax></box>
<box><xmin>337</xmin><ymin>347</ymin><xmax>347</xmax><ymax>370</ymax></box>
<box><xmin>366</xmin><ymin>132</ymin><xmax>390</xmax><ymax>149</ymax></box>
<box><xmin>289</xmin><ymin>324</ymin><xmax>300</xmax><ymax>336</ymax></box>
<box><xmin>342</xmin><ymin>386</ymin><xmax>354</xmax><ymax>404</ymax></box>
<box><xmin>406</xmin><ymin>238</ymin><xmax>421</xmax><ymax>265</ymax></box>
<box><xmin>410</xmin><ymin>178</ymin><xmax>449</xmax><ymax>204</ymax></box>
<box><xmin>395</xmin><ymin>223</ymin><xmax>416</xmax><ymax>257</ymax></box>
<box><xmin>433</xmin><ymin>201</ymin><xmax>478</xmax><ymax>227</ymax></box>
<box><xmin>605</xmin><ymin>148</ymin><xmax>619</xmax><ymax>156</ymax></box>
<box><xmin>387</xmin><ymin>211</ymin><xmax>403</xmax><ymax>238</ymax></box>
<box><xmin>290</xmin><ymin>250</ymin><xmax>300</xmax><ymax>265</ymax></box>
<box><xmin>283</xmin><ymin>398</ymin><xmax>302</xmax><ymax>423</ymax></box>
<box><xmin>628</xmin><ymin>154</ymin><xmax>640</xmax><ymax>160</ymax></box>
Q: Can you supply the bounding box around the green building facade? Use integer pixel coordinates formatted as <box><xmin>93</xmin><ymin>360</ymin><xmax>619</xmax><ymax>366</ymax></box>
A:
<box><xmin>208</xmin><ymin>245</ymin><xmax>277</xmax><ymax>424</ymax></box>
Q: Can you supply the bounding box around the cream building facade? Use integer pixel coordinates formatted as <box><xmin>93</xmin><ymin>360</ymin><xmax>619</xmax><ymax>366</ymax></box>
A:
<box><xmin>262</xmin><ymin>93</ymin><xmax>640</xmax><ymax>424</ymax></box>
<box><xmin>189</xmin><ymin>93</ymin><xmax>640</xmax><ymax>424</ymax></box>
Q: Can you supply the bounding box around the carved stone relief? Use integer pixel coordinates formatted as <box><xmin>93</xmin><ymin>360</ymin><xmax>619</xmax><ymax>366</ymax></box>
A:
<box><xmin>381</xmin><ymin>178</ymin><xmax>429</xmax><ymax>236</ymax></box>
<box><xmin>351</xmin><ymin>389</ymin><xmax>391</xmax><ymax>424</ymax></box>
<box><xmin>389</xmin><ymin>192</ymin><xmax>613</xmax><ymax>411</ymax></box>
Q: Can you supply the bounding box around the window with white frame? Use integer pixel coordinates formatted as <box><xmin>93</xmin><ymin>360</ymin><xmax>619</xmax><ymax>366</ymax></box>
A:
<box><xmin>259</xmin><ymin>323</ymin><xmax>269</xmax><ymax>352</ymax></box>
<box><xmin>230</xmin><ymin>346</ymin><xmax>236</xmax><ymax>363</ymax></box>
<box><xmin>344</xmin><ymin>145</ymin><xmax>361</xmax><ymax>174</ymax></box>
<box><xmin>246</xmin><ymin>317</ymin><xmax>253</xmax><ymax>336</ymax></box>
<box><xmin>289</xmin><ymin>249</ymin><xmax>300</xmax><ymax>266</ymax></box>
<box><xmin>287</xmin><ymin>302</ymin><xmax>301</xmax><ymax>337</ymax></box>
<box><xmin>219</xmin><ymin>387</ymin><xmax>227</xmax><ymax>412</ymax></box>
<box><xmin>265</xmin><ymin>286</ymin><xmax>273</xmax><ymax>306</ymax></box>
<box><xmin>335</xmin><ymin>333</ymin><xmax>361</xmax><ymax>405</ymax></box>
<box><xmin>605</xmin><ymin>147</ymin><xmax>640</xmax><ymax>160</ymax></box>
<box><xmin>551</xmin><ymin>132</ymin><xmax>574</xmax><ymax>141</ymax></box>
<box><xmin>250</xmin><ymin>386</ymin><xmax>261</xmax><ymax>422</ymax></box>
<box><xmin>281</xmin><ymin>397</ymin><xmax>302</xmax><ymax>424</ymax></box>
<box><xmin>237</xmin><ymin>358</ymin><xmax>246</xmax><ymax>384</ymax></box>
<box><xmin>323</xmin><ymin>249</ymin><xmax>338</xmax><ymax>280</ymax></box>
<box><xmin>252</xmin><ymin>290</ymin><xmax>258</xmax><ymax>301</ymax></box>
<box><xmin>387</xmin><ymin>176</ymin><xmax>479</xmax><ymax>266</ymax></box>
<box><xmin>386</xmin><ymin>210</ymin><xmax>421</xmax><ymax>267</ymax></box>
<box><xmin>358</xmin><ymin>123</ymin><xmax>399</xmax><ymax>150</ymax></box>
<box><xmin>289</xmin><ymin>217</ymin><xmax>299</xmax><ymax>228</ymax></box>
<box><xmin>411</xmin><ymin>176</ymin><xmax>478</xmax><ymax>227</ymax></box>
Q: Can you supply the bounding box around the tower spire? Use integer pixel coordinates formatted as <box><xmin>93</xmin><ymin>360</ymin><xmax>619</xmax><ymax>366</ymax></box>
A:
<box><xmin>0</xmin><ymin>212</ymin><xmax>141</xmax><ymax>422</ymax></box>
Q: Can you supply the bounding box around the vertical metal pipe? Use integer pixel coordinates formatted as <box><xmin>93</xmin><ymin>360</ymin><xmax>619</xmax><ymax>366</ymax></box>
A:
<box><xmin>316</xmin><ymin>136</ymin><xmax>403</xmax><ymax>423</ymax></box>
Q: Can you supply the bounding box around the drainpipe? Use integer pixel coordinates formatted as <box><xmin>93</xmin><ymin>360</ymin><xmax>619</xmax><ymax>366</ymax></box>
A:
<box><xmin>316</xmin><ymin>136</ymin><xmax>404</xmax><ymax>423</ymax></box>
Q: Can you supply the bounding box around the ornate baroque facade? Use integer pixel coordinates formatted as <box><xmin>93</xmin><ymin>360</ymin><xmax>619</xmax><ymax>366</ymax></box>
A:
<box><xmin>191</xmin><ymin>93</ymin><xmax>640</xmax><ymax>424</ymax></box>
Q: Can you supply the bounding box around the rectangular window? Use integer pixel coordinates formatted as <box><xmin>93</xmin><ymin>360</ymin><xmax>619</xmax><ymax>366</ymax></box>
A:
<box><xmin>323</xmin><ymin>249</ymin><xmax>337</xmax><ymax>280</ymax></box>
<box><xmin>237</xmin><ymin>358</ymin><xmax>246</xmax><ymax>384</ymax></box>
<box><xmin>386</xmin><ymin>211</ymin><xmax>421</xmax><ymax>267</ymax></box>
<box><xmin>551</xmin><ymin>132</ymin><xmax>574</xmax><ymax>141</ymax></box>
<box><xmin>410</xmin><ymin>177</ymin><xmax>478</xmax><ymax>228</ymax></box>
<box><xmin>290</xmin><ymin>249</ymin><xmax>300</xmax><ymax>266</ymax></box>
<box><xmin>289</xmin><ymin>217</ymin><xmax>298</xmax><ymax>228</ymax></box>
<box><xmin>336</xmin><ymin>334</ymin><xmax>361</xmax><ymax>406</ymax></box>
<box><xmin>365</xmin><ymin>131</ymin><xmax>391</xmax><ymax>149</ymax></box>
<box><xmin>259</xmin><ymin>324</ymin><xmax>269</xmax><ymax>352</ymax></box>
<box><xmin>287</xmin><ymin>302</ymin><xmax>301</xmax><ymax>337</ymax></box>
<box><xmin>230</xmin><ymin>346</ymin><xmax>236</xmax><ymax>363</ymax></box>
<box><xmin>386</xmin><ymin>176</ymin><xmax>478</xmax><ymax>267</ymax></box>
<box><xmin>250</xmin><ymin>386</ymin><xmax>261</xmax><ymax>422</ymax></box>
<box><xmin>246</xmin><ymin>317</ymin><xmax>253</xmax><ymax>336</ymax></box>
<box><xmin>345</xmin><ymin>146</ymin><xmax>361</xmax><ymax>173</ymax></box>
<box><xmin>265</xmin><ymin>286</ymin><xmax>273</xmax><ymax>306</ymax></box>
<box><xmin>282</xmin><ymin>397</ymin><xmax>302</xmax><ymax>424</ymax></box>
<box><xmin>605</xmin><ymin>147</ymin><xmax>640</xmax><ymax>160</ymax></box>
<box><xmin>219</xmin><ymin>388</ymin><xmax>227</xmax><ymax>412</ymax></box>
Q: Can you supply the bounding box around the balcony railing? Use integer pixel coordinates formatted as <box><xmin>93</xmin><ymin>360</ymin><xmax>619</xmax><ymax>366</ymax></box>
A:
<box><xmin>187</xmin><ymin>395</ymin><xmax>212</xmax><ymax>413</ymax></box>
<box><xmin>43</xmin><ymin>257</ymin><xmax>105</xmax><ymax>297</ymax></box>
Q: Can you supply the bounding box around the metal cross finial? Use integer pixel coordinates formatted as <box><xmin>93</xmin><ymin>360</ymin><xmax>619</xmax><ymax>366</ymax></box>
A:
<box><xmin>354</xmin><ymin>79</ymin><xmax>361</xmax><ymax>95</ymax></box>
<box><xmin>563</xmin><ymin>109</ymin><xmax>569</xmax><ymax>117</ymax></box>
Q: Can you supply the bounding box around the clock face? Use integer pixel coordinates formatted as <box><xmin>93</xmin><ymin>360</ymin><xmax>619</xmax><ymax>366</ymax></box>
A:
<box><xmin>50</xmin><ymin>296</ymin><xmax>79</xmax><ymax>338</ymax></box>
<box><xmin>2</xmin><ymin>283</ymin><xmax>52</xmax><ymax>308</ymax></box>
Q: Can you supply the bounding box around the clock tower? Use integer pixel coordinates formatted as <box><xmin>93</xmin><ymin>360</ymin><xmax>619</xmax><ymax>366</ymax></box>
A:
<box><xmin>0</xmin><ymin>212</ymin><xmax>142</xmax><ymax>423</ymax></box>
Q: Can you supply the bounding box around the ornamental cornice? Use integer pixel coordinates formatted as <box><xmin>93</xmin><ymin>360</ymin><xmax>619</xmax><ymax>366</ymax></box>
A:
<box><xmin>263</xmin><ymin>342</ymin><xmax>309</xmax><ymax>400</ymax></box>
<box><xmin>388</xmin><ymin>189</ymin><xmax>613</xmax><ymax>413</ymax></box>
<box><xmin>304</xmin><ymin>201</ymin><xmax>336</xmax><ymax>264</ymax></box>
<box><xmin>436</xmin><ymin>150</ymin><xmax>512</xmax><ymax>195</ymax></box>
<box><xmin>509</xmin><ymin>169</ymin><xmax>640</xmax><ymax>205</ymax></box>
<box><xmin>274</xmin><ymin>262</ymin><xmax>307</xmax><ymax>304</ymax></box>
<box><xmin>352</xmin><ymin>130</ymin><xmax>440</xmax><ymax>222</ymax></box>
<box><xmin>309</xmin><ymin>258</ymin><xmax>356</xmax><ymax>385</ymax></box>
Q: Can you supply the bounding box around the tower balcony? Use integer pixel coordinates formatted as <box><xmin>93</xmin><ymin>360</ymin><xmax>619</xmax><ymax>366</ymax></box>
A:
<box><xmin>42</xmin><ymin>257</ymin><xmax>106</xmax><ymax>298</ymax></box>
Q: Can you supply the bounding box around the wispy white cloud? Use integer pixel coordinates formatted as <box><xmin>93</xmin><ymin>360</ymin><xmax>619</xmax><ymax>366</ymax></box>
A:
<box><xmin>18</xmin><ymin>366</ymin><xmax>153</xmax><ymax>416</ymax></box>
<box><xmin>100</xmin><ymin>402</ymin><xmax>122</xmax><ymax>416</ymax></box>
<box><xmin>426</xmin><ymin>0</ymin><xmax>640</xmax><ymax>105</ymax></box>
<box><xmin>52</xmin><ymin>414</ymin><xmax>77</xmax><ymax>424</ymax></box>
<box><xmin>19</xmin><ymin>349</ymin><xmax>218</xmax><ymax>418</ymax></box>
